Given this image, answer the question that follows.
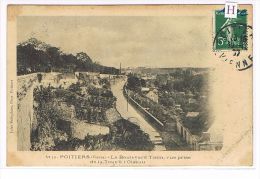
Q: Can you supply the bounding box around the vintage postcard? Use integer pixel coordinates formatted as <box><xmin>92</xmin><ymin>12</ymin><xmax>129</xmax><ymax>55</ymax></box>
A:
<box><xmin>7</xmin><ymin>4</ymin><xmax>253</xmax><ymax>166</ymax></box>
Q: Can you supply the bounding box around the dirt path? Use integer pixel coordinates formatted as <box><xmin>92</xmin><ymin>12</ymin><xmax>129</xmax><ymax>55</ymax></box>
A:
<box><xmin>111</xmin><ymin>78</ymin><xmax>166</xmax><ymax>151</ymax></box>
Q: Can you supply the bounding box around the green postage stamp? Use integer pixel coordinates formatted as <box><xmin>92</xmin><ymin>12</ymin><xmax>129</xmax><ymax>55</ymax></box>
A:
<box><xmin>214</xmin><ymin>9</ymin><xmax>248</xmax><ymax>50</ymax></box>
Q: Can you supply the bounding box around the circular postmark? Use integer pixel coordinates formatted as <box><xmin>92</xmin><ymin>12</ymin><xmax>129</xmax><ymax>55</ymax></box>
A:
<box><xmin>213</xmin><ymin>23</ymin><xmax>253</xmax><ymax>71</ymax></box>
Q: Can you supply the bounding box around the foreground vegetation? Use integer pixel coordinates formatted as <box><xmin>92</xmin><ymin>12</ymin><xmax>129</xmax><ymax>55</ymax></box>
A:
<box><xmin>31</xmin><ymin>81</ymin><xmax>154</xmax><ymax>151</ymax></box>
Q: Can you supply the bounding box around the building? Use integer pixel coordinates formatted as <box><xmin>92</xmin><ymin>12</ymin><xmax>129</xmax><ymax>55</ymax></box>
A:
<box><xmin>176</xmin><ymin>112</ymin><xmax>223</xmax><ymax>151</ymax></box>
<box><xmin>176</xmin><ymin>112</ymin><xmax>199</xmax><ymax>149</ymax></box>
<box><xmin>186</xmin><ymin>112</ymin><xmax>200</xmax><ymax>119</ymax></box>
<box><xmin>145</xmin><ymin>89</ymin><xmax>159</xmax><ymax>103</ymax></box>
<box><xmin>188</xmin><ymin>98</ymin><xmax>197</xmax><ymax>104</ymax></box>
<box><xmin>100</xmin><ymin>73</ymin><xmax>111</xmax><ymax>79</ymax></box>
<box><xmin>174</xmin><ymin>104</ymin><xmax>183</xmax><ymax>114</ymax></box>
<box><xmin>176</xmin><ymin>118</ymin><xmax>198</xmax><ymax>149</ymax></box>
<box><xmin>141</xmin><ymin>87</ymin><xmax>150</xmax><ymax>92</ymax></box>
<box><xmin>141</xmin><ymin>74</ymin><xmax>156</xmax><ymax>80</ymax></box>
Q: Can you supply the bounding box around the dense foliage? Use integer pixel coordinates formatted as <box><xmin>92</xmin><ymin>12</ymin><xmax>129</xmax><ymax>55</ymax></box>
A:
<box><xmin>32</xmin><ymin>83</ymin><xmax>154</xmax><ymax>151</ymax></box>
<box><xmin>17</xmin><ymin>38</ymin><xmax>119</xmax><ymax>75</ymax></box>
<box><xmin>155</xmin><ymin>72</ymin><xmax>209</xmax><ymax>95</ymax></box>
<box><xmin>126</xmin><ymin>75</ymin><xmax>146</xmax><ymax>92</ymax></box>
<box><xmin>126</xmin><ymin>69</ymin><xmax>210</xmax><ymax>135</ymax></box>
<box><xmin>112</xmin><ymin>119</ymin><xmax>154</xmax><ymax>151</ymax></box>
<box><xmin>127</xmin><ymin>90</ymin><xmax>174</xmax><ymax>125</ymax></box>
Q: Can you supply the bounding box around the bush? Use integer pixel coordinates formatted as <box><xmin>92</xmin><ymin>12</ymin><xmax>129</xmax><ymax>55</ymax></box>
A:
<box><xmin>37</xmin><ymin>73</ymin><xmax>43</xmax><ymax>83</ymax></box>
<box><xmin>113</xmin><ymin>119</ymin><xmax>154</xmax><ymax>151</ymax></box>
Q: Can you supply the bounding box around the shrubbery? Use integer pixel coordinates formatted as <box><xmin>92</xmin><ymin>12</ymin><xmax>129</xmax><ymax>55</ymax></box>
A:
<box><xmin>31</xmin><ymin>99</ymin><xmax>68</xmax><ymax>151</ymax></box>
<box><xmin>113</xmin><ymin>119</ymin><xmax>154</xmax><ymax>151</ymax></box>
<box><xmin>32</xmin><ymin>85</ymin><xmax>154</xmax><ymax>151</ymax></box>
<box><xmin>128</xmin><ymin>91</ymin><xmax>174</xmax><ymax>125</ymax></box>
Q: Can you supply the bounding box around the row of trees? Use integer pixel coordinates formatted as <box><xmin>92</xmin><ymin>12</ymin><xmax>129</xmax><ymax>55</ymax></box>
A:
<box><xmin>17</xmin><ymin>38</ymin><xmax>119</xmax><ymax>75</ymax></box>
<box><xmin>156</xmin><ymin>73</ymin><xmax>209</xmax><ymax>95</ymax></box>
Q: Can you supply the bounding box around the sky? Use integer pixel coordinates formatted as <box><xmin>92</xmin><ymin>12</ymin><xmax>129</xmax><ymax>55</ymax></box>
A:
<box><xmin>17</xmin><ymin>16</ymin><xmax>212</xmax><ymax>68</ymax></box>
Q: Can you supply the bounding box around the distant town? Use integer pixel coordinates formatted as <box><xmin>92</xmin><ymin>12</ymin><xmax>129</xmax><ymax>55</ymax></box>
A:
<box><xmin>123</xmin><ymin>67</ymin><xmax>222</xmax><ymax>150</ymax></box>
<box><xmin>17</xmin><ymin>38</ymin><xmax>223</xmax><ymax>151</ymax></box>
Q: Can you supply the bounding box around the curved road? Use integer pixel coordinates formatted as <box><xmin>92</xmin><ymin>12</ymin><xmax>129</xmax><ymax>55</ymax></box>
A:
<box><xmin>111</xmin><ymin>78</ymin><xmax>166</xmax><ymax>151</ymax></box>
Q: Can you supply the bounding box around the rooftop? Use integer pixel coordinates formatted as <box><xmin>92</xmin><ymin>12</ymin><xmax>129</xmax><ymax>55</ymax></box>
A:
<box><xmin>186</xmin><ymin>112</ymin><xmax>200</xmax><ymax>118</ymax></box>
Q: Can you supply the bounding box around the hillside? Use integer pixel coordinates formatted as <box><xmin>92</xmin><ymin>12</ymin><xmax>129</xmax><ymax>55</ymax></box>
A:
<box><xmin>17</xmin><ymin>38</ymin><xmax>119</xmax><ymax>75</ymax></box>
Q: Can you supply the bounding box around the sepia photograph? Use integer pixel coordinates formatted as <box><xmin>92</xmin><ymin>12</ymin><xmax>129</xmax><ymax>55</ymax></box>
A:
<box><xmin>7</xmin><ymin>5</ymin><xmax>253</xmax><ymax>166</ymax></box>
<box><xmin>16</xmin><ymin>16</ymin><xmax>222</xmax><ymax>152</ymax></box>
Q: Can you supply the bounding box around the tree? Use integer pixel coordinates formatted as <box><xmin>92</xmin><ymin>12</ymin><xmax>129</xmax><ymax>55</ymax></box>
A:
<box><xmin>46</xmin><ymin>47</ymin><xmax>61</xmax><ymax>68</ymax></box>
<box><xmin>17</xmin><ymin>38</ymin><xmax>119</xmax><ymax>75</ymax></box>
<box><xmin>37</xmin><ymin>73</ymin><xmax>43</xmax><ymax>83</ymax></box>
<box><xmin>76</xmin><ymin>52</ymin><xmax>93</xmax><ymax>64</ymax></box>
<box><xmin>127</xmin><ymin>75</ymin><xmax>142</xmax><ymax>92</ymax></box>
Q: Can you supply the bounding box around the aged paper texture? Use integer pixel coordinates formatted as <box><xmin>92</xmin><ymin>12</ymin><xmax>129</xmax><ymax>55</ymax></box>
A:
<box><xmin>7</xmin><ymin>5</ymin><xmax>253</xmax><ymax>166</ymax></box>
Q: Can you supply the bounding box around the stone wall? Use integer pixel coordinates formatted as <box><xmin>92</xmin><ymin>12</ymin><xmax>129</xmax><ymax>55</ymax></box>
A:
<box><xmin>17</xmin><ymin>73</ymin><xmax>38</xmax><ymax>151</ymax></box>
<box><xmin>176</xmin><ymin>119</ymin><xmax>198</xmax><ymax>150</ymax></box>
<box><xmin>123</xmin><ymin>87</ymin><xmax>165</xmax><ymax>130</ymax></box>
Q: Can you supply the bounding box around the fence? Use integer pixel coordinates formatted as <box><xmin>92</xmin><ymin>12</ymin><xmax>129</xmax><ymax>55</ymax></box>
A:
<box><xmin>123</xmin><ymin>85</ymin><xmax>164</xmax><ymax>130</ymax></box>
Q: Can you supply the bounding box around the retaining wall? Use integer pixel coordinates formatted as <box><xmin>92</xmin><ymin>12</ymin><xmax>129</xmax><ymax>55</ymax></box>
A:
<box><xmin>123</xmin><ymin>86</ymin><xmax>165</xmax><ymax>130</ymax></box>
<box><xmin>17</xmin><ymin>73</ymin><xmax>39</xmax><ymax>150</ymax></box>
